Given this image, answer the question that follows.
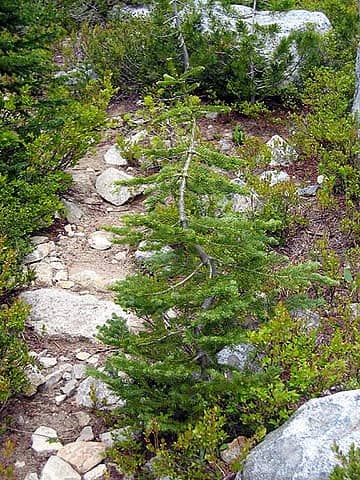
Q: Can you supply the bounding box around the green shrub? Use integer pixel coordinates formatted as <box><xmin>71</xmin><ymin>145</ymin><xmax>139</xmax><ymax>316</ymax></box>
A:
<box><xmin>330</xmin><ymin>444</ymin><xmax>360</xmax><ymax>480</ymax></box>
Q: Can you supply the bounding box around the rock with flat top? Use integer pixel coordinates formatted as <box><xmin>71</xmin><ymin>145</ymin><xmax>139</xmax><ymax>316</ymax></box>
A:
<box><xmin>83</xmin><ymin>464</ymin><xmax>107</xmax><ymax>480</ymax></box>
<box><xmin>32</xmin><ymin>426</ymin><xmax>62</xmax><ymax>454</ymax></box>
<box><xmin>20</xmin><ymin>288</ymin><xmax>141</xmax><ymax>339</ymax></box>
<box><xmin>24</xmin><ymin>243</ymin><xmax>53</xmax><ymax>264</ymax></box>
<box><xmin>57</xmin><ymin>441</ymin><xmax>106</xmax><ymax>474</ymax></box>
<box><xmin>40</xmin><ymin>456</ymin><xmax>80</xmax><ymax>480</ymax></box>
<box><xmin>88</xmin><ymin>231</ymin><xmax>112</xmax><ymax>251</ymax></box>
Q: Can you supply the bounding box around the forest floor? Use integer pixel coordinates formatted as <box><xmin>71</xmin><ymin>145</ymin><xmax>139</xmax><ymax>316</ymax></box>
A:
<box><xmin>0</xmin><ymin>99</ymin><xmax>351</xmax><ymax>480</ymax></box>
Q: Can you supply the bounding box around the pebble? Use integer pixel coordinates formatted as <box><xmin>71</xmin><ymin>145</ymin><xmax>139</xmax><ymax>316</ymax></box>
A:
<box><xmin>74</xmin><ymin>411</ymin><xmax>91</xmax><ymax>427</ymax></box>
<box><xmin>15</xmin><ymin>460</ymin><xmax>26</xmax><ymax>468</ymax></box>
<box><xmin>76</xmin><ymin>351</ymin><xmax>91</xmax><ymax>361</ymax></box>
<box><xmin>57</xmin><ymin>280</ymin><xmax>75</xmax><ymax>289</ymax></box>
<box><xmin>30</xmin><ymin>236</ymin><xmax>49</xmax><ymax>245</ymax></box>
<box><xmin>86</xmin><ymin>354</ymin><xmax>100</xmax><ymax>366</ymax></box>
<box><xmin>55</xmin><ymin>394</ymin><xmax>67</xmax><ymax>406</ymax></box>
<box><xmin>25</xmin><ymin>474</ymin><xmax>39</xmax><ymax>480</ymax></box>
<box><xmin>88</xmin><ymin>231</ymin><xmax>112</xmax><ymax>251</ymax></box>
<box><xmin>54</xmin><ymin>270</ymin><xmax>68</xmax><ymax>282</ymax></box>
<box><xmin>31</xmin><ymin>426</ymin><xmax>62</xmax><ymax>453</ymax></box>
<box><xmin>83</xmin><ymin>464</ymin><xmax>107</xmax><ymax>480</ymax></box>
<box><xmin>73</xmin><ymin>363</ymin><xmax>87</xmax><ymax>380</ymax></box>
<box><xmin>77</xmin><ymin>426</ymin><xmax>94</xmax><ymax>442</ymax></box>
<box><xmin>61</xmin><ymin>379</ymin><xmax>78</xmax><ymax>396</ymax></box>
<box><xmin>38</xmin><ymin>356</ymin><xmax>58</xmax><ymax>369</ymax></box>
<box><xmin>50</xmin><ymin>261</ymin><xmax>65</xmax><ymax>270</ymax></box>
<box><xmin>44</xmin><ymin>370</ymin><xmax>63</xmax><ymax>389</ymax></box>
<box><xmin>63</xmin><ymin>371</ymin><xmax>73</xmax><ymax>381</ymax></box>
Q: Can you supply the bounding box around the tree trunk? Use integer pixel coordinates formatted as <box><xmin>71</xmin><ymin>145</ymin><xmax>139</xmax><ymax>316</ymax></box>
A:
<box><xmin>250</xmin><ymin>0</ymin><xmax>257</xmax><ymax>104</ymax></box>
<box><xmin>171</xmin><ymin>0</ymin><xmax>190</xmax><ymax>72</ymax></box>
<box><xmin>352</xmin><ymin>42</ymin><xmax>360</xmax><ymax>116</ymax></box>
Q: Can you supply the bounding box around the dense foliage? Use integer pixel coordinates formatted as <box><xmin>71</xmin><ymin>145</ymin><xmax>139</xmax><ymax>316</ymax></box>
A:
<box><xmin>0</xmin><ymin>0</ymin><xmax>111</xmax><ymax>407</ymax></box>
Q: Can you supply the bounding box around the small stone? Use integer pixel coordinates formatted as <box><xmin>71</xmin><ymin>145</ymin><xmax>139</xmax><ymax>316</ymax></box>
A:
<box><xmin>99</xmin><ymin>428</ymin><xmax>129</xmax><ymax>448</ymax></box>
<box><xmin>25</xmin><ymin>473</ymin><xmax>39</xmax><ymax>480</ymax></box>
<box><xmin>38</xmin><ymin>356</ymin><xmax>58</xmax><ymax>369</ymax></box>
<box><xmin>83</xmin><ymin>464</ymin><xmax>107</xmax><ymax>480</ymax></box>
<box><xmin>62</xmin><ymin>199</ymin><xmax>84</xmax><ymax>224</ymax></box>
<box><xmin>317</xmin><ymin>174</ymin><xmax>325</xmax><ymax>185</ymax></box>
<box><xmin>76</xmin><ymin>351</ymin><xmax>91</xmax><ymax>361</ymax></box>
<box><xmin>44</xmin><ymin>370</ymin><xmax>63</xmax><ymax>389</ymax></box>
<box><xmin>76</xmin><ymin>377</ymin><xmax>124</xmax><ymax>410</ymax></box>
<box><xmin>15</xmin><ymin>460</ymin><xmax>26</xmax><ymax>468</ymax></box>
<box><xmin>55</xmin><ymin>394</ymin><xmax>67</xmax><ymax>406</ymax></box>
<box><xmin>31</xmin><ymin>426</ymin><xmax>62</xmax><ymax>453</ymax></box>
<box><xmin>267</xmin><ymin>135</ymin><xmax>297</xmax><ymax>167</ymax></box>
<box><xmin>50</xmin><ymin>261</ymin><xmax>65</xmax><ymax>270</ymax></box>
<box><xmin>74</xmin><ymin>411</ymin><xmax>91</xmax><ymax>427</ymax></box>
<box><xmin>296</xmin><ymin>184</ymin><xmax>320</xmax><ymax>196</ymax></box>
<box><xmin>221</xmin><ymin>436</ymin><xmax>248</xmax><ymax>464</ymax></box>
<box><xmin>75</xmin><ymin>232</ymin><xmax>85</xmax><ymax>237</ymax></box>
<box><xmin>24</xmin><ymin>243</ymin><xmax>52</xmax><ymax>264</ymax></box>
<box><xmin>54</xmin><ymin>270</ymin><xmax>68</xmax><ymax>282</ymax></box>
<box><xmin>31</xmin><ymin>236</ymin><xmax>49</xmax><ymax>245</ymax></box>
<box><xmin>63</xmin><ymin>371</ymin><xmax>72</xmax><ymax>381</ymax></box>
<box><xmin>88</xmin><ymin>231</ymin><xmax>112</xmax><ymax>251</ymax></box>
<box><xmin>86</xmin><ymin>354</ymin><xmax>100</xmax><ymax>366</ymax></box>
<box><xmin>57</xmin><ymin>280</ymin><xmax>75</xmax><ymax>289</ymax></box>
<box><xmin>33</xmin><ymin>261</ymin><xmax>53</xmax><ymax>286</ymax></box>
<box><xmin>57</xmin><ymin>441</ymin><xmax>106</xmax><ymax>474</ymax></box>
<box><xmin>25</xmin><ymin>365</ymin><xmax>46</xmax><ymax>396</ymax></box>
<box><xmin>205</xmin><ymin>111</ymin><xmax>218</xmax><ymax>120</ymax></box>
<box><xmin>95</xmin><ymin>168</ymin><xmax>143</xmax><ymax>206</ymax></box>
<box><xmin>61</xmin><ymin>379</ymin><xmax>78</xmax><ymax>396</ymax></box>
<box><xmin>259</xmin><ymin>170</ymin><xmax>290</xmax><ymax>186</ymax></box>
<box><xmin>64</xmin><ymin>224</ymin><xmax>74</xmax><ymax>236</ymax></box>
<box><xmin>73</xmin><ymin>364</ymin><xmax>87</xmax><ymax>380</ymax></box>
<box><xmin>217</xmin><ymin>344</ymin><xmax>259</xmax><ymax>372</ymax></box>
<box><xmin>114</xmin><ymin>251</ymin><xmax>127</xmax><ymax>261</ymax></box>
<box><xmin>40</xmin><ymin>455</ymin><xmax>80</xmax><ymax>480</ymax></box>
<box><xmin>104</xmin><ymin>145</ymin><xmax>128</xmax><ymax>166</ymax></box>
<box><xmin>77</xmin><ymin>426</ymin><xmax>94</xmax><ymax>442</ymax></box>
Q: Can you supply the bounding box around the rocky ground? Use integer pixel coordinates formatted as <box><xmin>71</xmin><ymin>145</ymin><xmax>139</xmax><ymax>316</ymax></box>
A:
<box><xmin>1</xmin><ymin>103</ymin><xmax>333</xmax><ymax>480</ymax></box>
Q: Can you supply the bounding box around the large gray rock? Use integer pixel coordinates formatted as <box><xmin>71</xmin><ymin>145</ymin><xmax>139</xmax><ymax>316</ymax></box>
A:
<box><xmin>20</xmin><ymin>289</ymin><xmax>141</xmax><ymax>339</ymax></box>
<box><xmin>237</xmin><ymin>389</ymin><xmax>360</xmax><ymax>480</ymax></box>
<box><xmin>32</xmin><ymin>426</ymin><xmax>63</xmax><ymax>454</ymax></box>
<box><xmin>62</xmin><ymin>199</ymin><xmax>84</xmax><ymax>224</ymax></box>
<box><xmin>267</xmin><ymin>135</ymin><xmax>298</xmax><ymax>167</ymax></box>
<box><xmin>201</xmin><ymin>4</ymin><xmax>331</xmax><ymax>53</ymax></box>
<box><xmin>95</xmin><ymin>168</ymin><xmax>142</xmax><ymax>206</ymax></box>
<box><xmin>104</xmin><ymin>145</ymin><xmax>127</xmax><ymax>166</ymax></box>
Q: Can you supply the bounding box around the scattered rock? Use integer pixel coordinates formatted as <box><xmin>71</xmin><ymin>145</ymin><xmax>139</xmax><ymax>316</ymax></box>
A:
<box><xmin>83</xmin><ymin>464</ymin><xmax>107</xmax><ymax>480</ymax></box>
<box><xmin>57</xmin><ymin>441</ymin><xmax>106</xmax><ymax>474</ymax></box>
<box><xmin>221</xmin><ymin>435</ymin><xmax>248</xmax><ymax>464</ymax></box>
<box><xmin>15</xmin><ymin>460</ymin><xmax>26</xmax><ymax>468</ymax></box>
<box><xmin>40</xmin><ymin>455</ymin><xmax>80</xmax><ymax>480</ymax></box>
<box><xmin>62</xmin><ymin>199</ymin><xmax>84</xmax><ymax>224</ymax></box>
<box><xmin>50</xmin><ymin>261</ymin><xmax>66</xmax><ymax>270</ymax></box>
<box><xmin>232</xmin><ymin>178</ymin><xmax>260</xmax><ymax>214</ymax></box>
<box><xmin>76</xmin><ymin>351</ymin><xmax>91</xmax><ymax>361</ymax></box>
<box><xmin>238</xmin><ymin>389</ymin><xmax>360</xmax><ymax>480</ymax></box>
<box><xmin>33</xmin><ymin>262</ymin><xmax>53</xmax><ymax>286</ymax></box>
<box><xmin>73</xmin><ymin>363</ymin><xmax>87</xmax><ymax>380</ymax></box>
<box><xmin>20</xmin><ymin>289</ymin><xmax>141</xmax><ymax>339</ymax></box>
<box><xmin>24</xmin><ymin>243</ymin><xmax>52</xmax><ymax>264</ymax></box>
<box><xmin>31</xmin><ymin>236</ymin><xmax>49</xmax><ymax>246</ymax></box>
<box><xmin>317</xmin><ymin>174</ymin><xmax>325</xmax><ymax>185</ymax></box>
<box><xmin>292</xmin><ymin>308</ymin><xmax>321</xmax><ymax>330</ymax></box>
<box><xmin>76</xmin><ymin>377</ymin><xmax>124</xmax><ymax>410</ymax></box>
<box><xmin>296</xmin><ymin>185</ymin><xmax>320</xmax><ymax>197</ymax></box>
<box><xmin>217</xmin><ymin>344</ymin><xmax>259</xmax><ymax>372</ymax></box>
<box><xmin>44</xmin><ymin>370</ymin><xmax>64</xmax><ymax>389</ymax></box>
<box><xmin>55</xmin><ymin>394</ymin><xmax>67</xmax><ymax>406</ymax></box>
<box><xmin>99</xmin><ymin>428</ymin><xmax>129</xmax><ymax>448</ymax></box>
<box><xmin>31</xmin><ymin>426</ymin><xmax>62</xmax><ymax>454</ymax></box>
<box><xmin>267</xmin><ymin>135</ymin><xmax>297</xmax><ymax>167</ymax></box>
<box><xmin>71</xmin><ymin>269</ymin><xmax>109</xmax><ymax>290</ymax></box>
<box><xmin>86</xmin><ymin>354</ymin><xmax>100</xmax><ymax>366</ymax></box>
<box><xmin>77</xmin><ymin>426</ymin><xmax>95</xmax><ymax>442</ymax></box>
<box><xmin>74</xmin><ymin>411</ymin><xmax>91</xmax><ymax>428</ymax></box>
<box><xmin>134</xmin><ymin>241</ymin><xmax>173</xmax><ymax>264</ymax></box>
<box><xmin>104</xmin><ymin>145</ymin><xmax>128</xmax><ymax>166</ymax></box>
<box><xmin>25</xmin><ymin>473</ymin><xmax>39</xmax><ymax>480</ymax></box>
<box><xmin>54</xmin><ymin>270</ymin><xmax>68</xmax><ymax>282</ymax></box>
<box><xmin>61</xmin><ymin>379</ymin><xmax>78</xmax><ymax>397</ymax></box>
<box><xmin>38</xmin><ymin>356</ymin><xmax>58</xmax><ymax>369</ymax></box>
<box><xmin>95</xmin><ymin>168</ymin><xmax>143</xmax><ymax>206</ymax></box>
<box><xmin>88</xmin><ymin>231</ymin><xmax>112</xmax><ymax>251</ymax></box>
<box><xmin>259</xmin><ymin>170</ymin><xmax>290</xmax><ymax>186</ymax></box>
<box><xmin>57</xmin><ymin>280</ymin><xmax>75</xmax><ymax>289</ymax></box>
<box><xmin>25</xmin><ymin>365</ymin><xmax>46</xmax><ymax>396</ymax></box>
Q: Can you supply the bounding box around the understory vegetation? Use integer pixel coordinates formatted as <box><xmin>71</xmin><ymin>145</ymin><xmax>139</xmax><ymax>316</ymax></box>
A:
<box><xmin>1</xmin><ymin>0</ymin><xmax>360</xmax><ymax>478</ymax></box>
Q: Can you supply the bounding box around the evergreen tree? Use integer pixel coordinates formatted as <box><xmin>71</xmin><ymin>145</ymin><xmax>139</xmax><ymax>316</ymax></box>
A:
<box><xmin>97</xmin><ymin>70</ymin><xmax>332</xmax><ymax>452</ymax></box>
